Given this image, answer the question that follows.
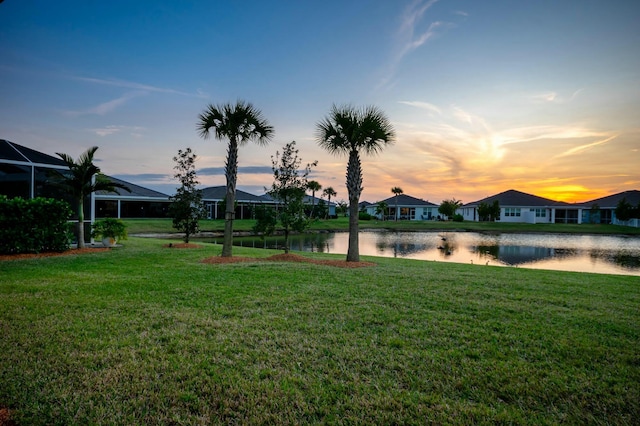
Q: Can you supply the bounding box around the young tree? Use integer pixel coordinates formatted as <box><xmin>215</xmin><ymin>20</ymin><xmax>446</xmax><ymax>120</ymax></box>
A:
<box><xmin>478</xmin><ymin>200</ymin><xmax>500</xmax><ymax>221</ymax></box>
<box><xmin>197</xmin><ymin>100</ymin><xmax>273</xmax><ymax>257</ymax></box>
<box><xmin>52</xmin><ymin>146</ymin><xmax>130</xmax><ymax>248</ymax></box>
<box><xmin>322</xmin><ymin>186</ymin><xmax>337</xmax><ymax>218</ymax></box>
<box><xmin>316</xmin><ymin>104</ymin><xmax>395</xmax><ymax>262</ymax></box>
<box><xmin>615</xmin><ymin>197</ymin><xmax>634</xmax><ymax>222</ymax></box>
<box><xmin>307</xmin><ymin>180</ymin><xmax>322</xmax><ymax>218</ymax></box>
<box><xmin>438</xmin><ymin>198</ymin><xmax>463</xmax><ymax>220</ymax></box>
<box><xmin>255</xmin><ymin>141</ymin><xmax>316</xmax><ymax>253</ymax></box>
<box><xmin>336</xmin><ymin>200</ymin><xmax>348</xmax><ymax>217</ymax></box>
<box><xmin>169</xmin><ymin>148</ymin><xmax>206</xmax><ymax>243</ymax></box>
<box><xmin>391</xmin><ymin>186</ymin><xmax>403</xmax><ymax>221</ymax></box>
<box><xmin>375</xmin><ymin>201</ymin><xmax>389</xmax><ymax>220</ymax></box>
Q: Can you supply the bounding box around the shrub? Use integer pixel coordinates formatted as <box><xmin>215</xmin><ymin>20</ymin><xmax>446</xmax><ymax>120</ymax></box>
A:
<box><xmin>359</xmin><ymin>212</ymin><xmax>372</xmax><ymax>221</ymax></box>
<box><xmin>453</xmin><ymin>214</ymin><xmax>464</xmax><ymax>222</ymax></box>
<box><xmin>0</xmin><ymin>196</ymin><xmax>72</xmax><ymax>254</ymax></box>
<box><xmin>91</xmin><ymin>218</ymin><xmax>128</xmax><ymax>240</ymax></box>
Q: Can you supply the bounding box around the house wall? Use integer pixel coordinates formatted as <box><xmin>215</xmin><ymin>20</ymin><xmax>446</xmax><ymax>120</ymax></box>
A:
<box><xmin>366</xmin><ymin>205</ymin><xmax>437</xmax><ymax>220</ymax></box>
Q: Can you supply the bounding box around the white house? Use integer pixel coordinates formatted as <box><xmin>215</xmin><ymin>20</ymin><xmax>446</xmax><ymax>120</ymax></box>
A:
<box><xmin>460</xmin><ymin>189</ymin><xmax>578</xmax><ymax>223</ymax></box>
<box><xmin>366</xmin><ymin>194</ymin><xmax>439</xmax><ymax>221</ymax></box>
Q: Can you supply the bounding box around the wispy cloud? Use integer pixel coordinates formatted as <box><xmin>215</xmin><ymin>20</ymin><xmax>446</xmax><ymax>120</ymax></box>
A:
<box><xmin>399</xmin><ymin>100</ymin><xmax>441</xmax><ymax>115</ymax></box>
<box><xmin>199</xmin><ymin>166</ymin><xmax>273</xmax><ymax>176</ymax></box>
<box><xmin>530</xmin><ymin>88</ymin><xmax>584</xmax><ymax>104</ymax></box>
<box><xmin>65</xmin><ymin>91</ymin><xmax>145</xmax><ymax>117</ymax></box>
<box><xmin>88</xmin><ymin>124</ymin><xmax>146</xmax><ymax>137</ymax></box>
<box><xmin>553</xmin><ymin>134</ymin><xmax>618</xmax><ymax>159</ymax></box>
<box><xmin>71</xmin><ymin>76</ymin><xmax>207</xmax><ymax>98</ymax></box>
<box><xmin>378</xmin><ymin>0</ymin><xmax>448</xmax><ymax>89</ymax></box>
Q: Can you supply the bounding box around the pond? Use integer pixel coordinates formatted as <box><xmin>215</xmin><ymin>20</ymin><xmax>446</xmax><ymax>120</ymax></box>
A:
<box><xmin>207</xmin><ymin>231</ymin><xmax>640</xmax><ymax>276</ymax></box>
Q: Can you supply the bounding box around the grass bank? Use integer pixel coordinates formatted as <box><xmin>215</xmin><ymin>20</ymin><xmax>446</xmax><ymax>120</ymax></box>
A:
<box><xmin>123</xmin><ymin>217</ymin><xmax>640</xmax><ymax>236</ymax></box>
<box><xmin>1</xmin><ymin>238</ymin><xmax>638</xmax><ymax>424</ymax></box>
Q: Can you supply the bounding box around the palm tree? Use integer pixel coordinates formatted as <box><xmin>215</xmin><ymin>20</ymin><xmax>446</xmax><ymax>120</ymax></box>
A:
<box><xmin>375</xmin><ymin>200</ymin><xmax>388</xmax><ymax>220</ymax></box>
<box><xmin>322</xmin><ymin>186</ymin><xmax>337</xmax><ymax>219</ymax></box>
<box><xmin>316</xmin><ymin>104</ymin><xmax>395</xmax><ymax>262</ymax></box>
<box><xmin>307</xmin><ymin>180</ymin><xmax>322</xmax><ymax>218</ymax></box>
<box><xmin>53</xmin><ymin>146</ymin><xmax>130</xmax><ymax>249</ymax></box>
<box><xmin>197</xmin><ymin>100</ymin><xmax>273</xmax><ymax>257</ymax></box>
<box><xmin>391</xmin><ymin>186</ymin><xmax>403</xmax><ymax>221</ymax></box>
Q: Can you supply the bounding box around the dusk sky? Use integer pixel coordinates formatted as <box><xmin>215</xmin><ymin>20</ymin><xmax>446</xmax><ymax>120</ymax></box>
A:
<box><xmin>1</xmin><ymin>0</ymin><xmax>639</xmax><ymax>204</ymax></box>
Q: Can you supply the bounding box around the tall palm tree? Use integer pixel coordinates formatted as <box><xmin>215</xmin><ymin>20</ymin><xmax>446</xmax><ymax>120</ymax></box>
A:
<box><xmin>391</xmin><ymin>186</ymin><xmax>403</xmax><ymax>221</ymax></box>
<box><xmin>307</xmin><ymin>180</ymin><xmax>322</xmax><ymax>218</ymax></box>
<box><xmin>197</xmin><ymin>100</ymin><xmax>273</xmax><ymax>257</ymax></box>
<box><xmin>53</xmin><ymin>146</ymin><xmax>130</xmax><ymax>249</ymax></box>
<box><xmin>322</xmin><ymin>186</ymin><xmax>337</xmax><ymax>219</ymax></box>
<box><xmin>316</xmin><ymin>104</ymin><xmax>395</xmax><ymax>262</ymax></box>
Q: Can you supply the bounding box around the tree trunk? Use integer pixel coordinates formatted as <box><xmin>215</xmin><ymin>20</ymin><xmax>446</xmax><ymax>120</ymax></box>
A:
<box><xmin>222</xmin><ymin>138</ymin><xmax>238</xmax><ymax>257</ymax></box>
<box><xmin>284</xmin><ymin>229</ymin><xmax>290</xmax><ymax>254</ymax></box>
<box><xmin>345</xmin><ymin>150</ymin><xmax>363</xmax><ymax>262</ymax></box>
<box><xmin>347</xmin><ymin>195</ymin><xmax>360</xmax><ymax>262</ymax></box>
<box><xmin>77</xmin><ymin>199</ymin><xmax>85</xmax><ymax>249</ymax></box>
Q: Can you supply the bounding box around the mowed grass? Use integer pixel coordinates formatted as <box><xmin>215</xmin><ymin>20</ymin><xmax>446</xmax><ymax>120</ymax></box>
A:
<box><xmin>1</xmin><ymin>238</ymin><xmax>639</xmax><ymax>424</ymax></box>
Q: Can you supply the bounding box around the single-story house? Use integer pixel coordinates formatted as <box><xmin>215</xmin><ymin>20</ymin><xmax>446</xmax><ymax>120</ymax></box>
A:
<box><xmin>96</xmin><ymin>176</ymin><xmax>171</xmax><ymax>218</ymax></box>
<box><xmin>460</xmin><ymin>189</ymin><xmax>577</xmax><ymax>223</ymax></box>
<box><xmin>366</xmin><ymin>194</ymin><xmax>439</xmax><ymax>221</ymax></box>
<box><xmin>578</xmin><ymin>190</ymin><xmax>640</xmax><ymax>226</ymax></box>
<box><xmin>202</xmin><ymin>186</ymin><xmax>336</xmax><ymax>219</ymax></box>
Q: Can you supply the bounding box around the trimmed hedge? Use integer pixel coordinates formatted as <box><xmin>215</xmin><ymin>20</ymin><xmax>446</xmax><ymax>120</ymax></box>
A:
<box><xmin>0</xmin><ymin>196</ymin><xmax>73</xmax><ymax>254</ymax></box>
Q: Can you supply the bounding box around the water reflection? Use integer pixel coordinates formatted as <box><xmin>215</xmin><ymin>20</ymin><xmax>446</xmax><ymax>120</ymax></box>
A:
<box><xmin>206</xmin><ymin>231</ymin><xmax>640</xmax><ymax>276</ymax></box>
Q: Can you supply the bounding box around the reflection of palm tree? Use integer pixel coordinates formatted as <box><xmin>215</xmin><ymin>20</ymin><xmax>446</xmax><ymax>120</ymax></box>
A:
<box><xmin>316</xmin><ymin>104</ymin><xmax>395</xmax><ymax>262</ymax></box>
<box><xmin>197</xmin><ymin>101</ymin><xmax>273</xmax><ymax>257</ymax></box>
<box><xmin>391</xmin><ymin>187</ymin><xmax>403</xmax><ymax>221</ymax></box>
<box><xmin>53</xmin><ymin>147</ymin><xmax>130</xmax><ymax>248</ymax></box>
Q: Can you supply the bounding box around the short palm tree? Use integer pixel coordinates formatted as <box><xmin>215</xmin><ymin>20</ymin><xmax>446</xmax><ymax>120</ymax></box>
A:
<box><xmin>53</xmin><ymin>146</ymin><xmax>130</xmax><ymax>249</ymax></box>
<box><xmin>375</xmin><ymin>200</ymin><xmax>389</xmax><ymax>220</ymax></box>
<box><xmin>322</xmin><ymin>186</ymin><xmax>337</xmax><ymax>219</ymax></box>
<box><xmin>197</xmin><ymin>100</ymin><xmax>273</xmax><ymax>257</ymax></box>
<box><xmin>316</xmin><ymin>104</ymin><xmax>395</xmax><ymax>262</ymax></box>
<box><xmin>391</xmin><ymin>186</ymin><xmax>403</xmax><ymax>221</ymax></box>
<box><xmin>307</xmin><ymin>180</ymin><xmax>322</xmax><ymax>218</ymax></box>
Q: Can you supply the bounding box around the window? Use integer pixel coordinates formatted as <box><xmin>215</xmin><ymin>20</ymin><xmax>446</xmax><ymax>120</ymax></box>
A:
<box><xmin>535</xmin><ymin>208</ymin><xmax>546</xmax><ymax>218</ymax></box>
<box><xmin>505</xmin><ymin>208</ymin><xmax>521</xmax><ymax>217</ymax></box>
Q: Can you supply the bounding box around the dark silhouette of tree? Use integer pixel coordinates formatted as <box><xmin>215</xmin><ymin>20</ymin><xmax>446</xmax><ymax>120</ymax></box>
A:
<box><xmin>316</xmin><ymin>104</ymin><xmax>395</xmax><ymax>261</ymax></box>
<box><xmin>391</xmin><ymin>187</ymin><xmax>403</xmax><ymax>221</ymax></box>
<box><xmin>307</xmin><ymin>180</ymin><xmax>322</xmax><ymax>218</ymax></box>
<box><xmin>615</xmin><ymin>197</ymin><xmax>637</xmax><ymax>222</ymax></box>
<box><xmin>197</xmin><ymin>100</ymin><xmax>273</xmax><ymax>257</ymax></box>
<box><xmin>375</xmin><ymin>201</ymin><xmax>389</xmax><ymax>220</ymax></box>
<box><xmin>322</xmin><ymin>186</ymin><xmax>337</xmax><ymax>218</ymax></box>
<box><xmin>438</xmin><ymin>198</ymin><xmax>463</xmax><ymax>220</ymax></box>
<box><xmin>52</xmin><ymin>146</ymin><xmax>130</xmax><ymax>249</ymax></box>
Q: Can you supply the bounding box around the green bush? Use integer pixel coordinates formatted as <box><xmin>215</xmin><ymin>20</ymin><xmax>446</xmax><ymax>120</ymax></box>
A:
<box><xmin>91</xmin><ymin>218</ymin><xmax>128</xmax><ymax>240</ymax></box>
<box><xmin>0</xmin><ymin>196</ymin><xmax>72</xmax><ymax>254</ymax></box>
<box><xmin>453</xmin><ymin>213</ymin><xmax>464</xmax><ymax>222</ymax></box>
<box><xmin>359</xmin><ymin>212</ymin><xmax>372</xmax><ymax>221</ymax></box>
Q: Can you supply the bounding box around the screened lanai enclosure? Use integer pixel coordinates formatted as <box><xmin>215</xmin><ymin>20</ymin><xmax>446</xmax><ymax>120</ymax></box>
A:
<box><xmin>0</xmin><ymin>140</ymin><xmax>172</xmax><ymax>243</ymax></box>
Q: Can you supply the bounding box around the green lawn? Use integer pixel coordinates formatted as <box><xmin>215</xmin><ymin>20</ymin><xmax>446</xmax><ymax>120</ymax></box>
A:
<box><xmin>1</xmin><ymin>238</ymin><xmax>639</xmax><ymax>424</ymax></box>
<box><xmin>123</xmin><ymin>217</ymin><xmax>640</xmax><ymax>235</ymax></box>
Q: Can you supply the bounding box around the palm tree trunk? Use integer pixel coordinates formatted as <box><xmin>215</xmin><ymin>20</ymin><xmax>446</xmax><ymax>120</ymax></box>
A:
<box><xmin>222</xmin><ymin>138</ymin><xmax>239</xmax><ymax>257</ymax></box>
<box><xmin>77</xmin><ymin>199</ymin><xmax>85</xmax><ymax>249</ymax></box>
<box><xmin>346</xmin><ymin>150</ymin><xmax>362</xmax><ymax>262</ymax></box>
<box><xmin>395</xmin><ymin>195</ymin><xmax>399</xmax><ymax>221</ymax></box>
